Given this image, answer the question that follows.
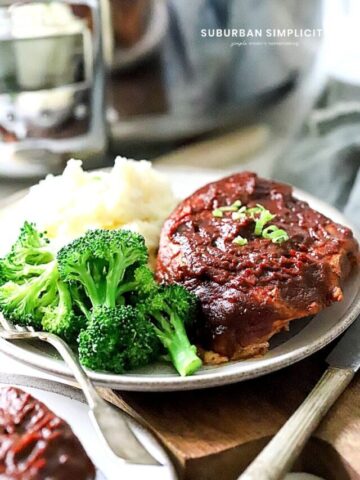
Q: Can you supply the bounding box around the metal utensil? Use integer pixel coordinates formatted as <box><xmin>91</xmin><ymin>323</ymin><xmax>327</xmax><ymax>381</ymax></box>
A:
<box><xmin>239</xmin><ymin>315</ymin><xmax>360</xmax><ymax>480</ymax></box>
<box><xmin>0</xmin><ymin>314</ymin><xmax>160</xmax><ymax>466</ymax></box>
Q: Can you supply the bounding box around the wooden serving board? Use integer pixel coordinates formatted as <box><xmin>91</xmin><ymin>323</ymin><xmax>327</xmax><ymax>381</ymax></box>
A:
<box><xmin>100</xmin><ymin>349</ymin><xmax>360</xmax><ymax>480</ymax></box>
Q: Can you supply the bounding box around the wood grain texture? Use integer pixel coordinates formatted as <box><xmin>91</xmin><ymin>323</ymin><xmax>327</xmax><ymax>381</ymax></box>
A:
<box><xmin>100</xmin><ymin>350</ymin><xmax>360</xmax><ymax>480</ymax></box>
<box><xmin>239</xmin><ymin>367</ymin><xmax>354</xmax><ymax>480</ymax></box>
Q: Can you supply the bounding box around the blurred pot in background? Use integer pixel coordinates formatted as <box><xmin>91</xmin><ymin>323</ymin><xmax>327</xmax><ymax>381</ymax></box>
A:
<box><xmin>109</xmin><ymin>0</ymin><xmax>324</xmax><ymax>148</ymax></box>
<box><xmin>112</xmin><ymin>0</ymin><xmax>150</xmax><ymax>47</ymax></box>
<box><xmin>0</xmin><ymin>0</ymin><xmax>324</xmax><ymax>177</ymax></box>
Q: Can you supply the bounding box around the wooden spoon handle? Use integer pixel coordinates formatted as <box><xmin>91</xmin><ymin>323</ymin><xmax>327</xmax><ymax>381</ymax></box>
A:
<box><xmin>239</xmin><ymin>366</ymin><xmax>354</xmax><ymax>480</ymax></box>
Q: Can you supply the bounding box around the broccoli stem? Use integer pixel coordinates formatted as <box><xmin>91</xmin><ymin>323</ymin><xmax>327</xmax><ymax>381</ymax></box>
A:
<box><xmin>71</xmin><ymin>264</ymin><xmax>101</xmax><ymax>308</ymax></box>
<box><xmin>70</xmin><ymin>285</ymin><xmax>91</xmax><ymax>321</ymax></box>
<box><xmin>170</xmin><ymin>343</ymin><xmax>202</xmax><ymax>377</ymax></box>
<box><xmin>153</xmin><ymin>312</ymin><xmax>202</xmax><ymax>376</ymax></box>
<box><xmin>57</xmin><ymin>280</ymin><xmax>73</xmax><ymax>316</ymax></box>
<box><xmin>105</xmin><ymin>255</ymin><xmax>127</xmax><ymax>307</ymax></box>
<box><xmin>32</xmin><ymin>263</ymin><xmax>80</xmax><ymax>325</ymax></box>
<box><xmin>32</xmin><ymin>262</ymin><xmax>59</xmax><ymax>309</ymax></box>
<box><xmin>41</xmin><ymin>280</ymin><xmax>72</xmax><ymax>333</ymax></box>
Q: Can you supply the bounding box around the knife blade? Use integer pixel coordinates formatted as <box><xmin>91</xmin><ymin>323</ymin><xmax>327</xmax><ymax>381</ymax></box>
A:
<box><xmin>326</xmin><ymin>315</ymin><xmax>360</xmax><ymax>371</ymax></box>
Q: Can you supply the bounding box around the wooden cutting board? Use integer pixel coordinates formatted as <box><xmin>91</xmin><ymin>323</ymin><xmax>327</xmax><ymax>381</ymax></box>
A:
<box><xmin>100</xmin><ymin>349</ymin><xmax>360</xmax><ymax>480</ymax></box>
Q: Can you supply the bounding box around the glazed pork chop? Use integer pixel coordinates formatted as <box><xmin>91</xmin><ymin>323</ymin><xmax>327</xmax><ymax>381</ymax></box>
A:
<box><xmin>0</xmin><ymin>387</ymin><xmax>95</xmax><ymax>479</ymax></box>
<box><xmin>156</xmin><ymin>172</ymin><xmax>359</xmax><ymax>361</ymax></box>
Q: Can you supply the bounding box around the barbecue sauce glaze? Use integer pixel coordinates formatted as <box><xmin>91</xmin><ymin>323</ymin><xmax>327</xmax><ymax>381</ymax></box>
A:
<box><xmin>0</xmin><ymin>387</ymin><xmax>95</xmax><ymax>480</ymax></box>
<box><xmin>156</xmin><ymin>172</ymin><xmax>359</xmax><ymax>359</ymax></box>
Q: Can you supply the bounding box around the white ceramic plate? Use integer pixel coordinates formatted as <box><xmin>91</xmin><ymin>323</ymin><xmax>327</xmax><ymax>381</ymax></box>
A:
<box><xmin>0</xmin><ymin>168</ymin><xmax>359</xmax><ymax>391</ymax></box>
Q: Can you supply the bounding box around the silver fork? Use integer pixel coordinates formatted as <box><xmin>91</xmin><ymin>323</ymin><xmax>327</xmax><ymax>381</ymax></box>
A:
<box><xmin>0</xmin><ymin>314</ymin><xmax>160</xmax><ymax>466</ymax></box>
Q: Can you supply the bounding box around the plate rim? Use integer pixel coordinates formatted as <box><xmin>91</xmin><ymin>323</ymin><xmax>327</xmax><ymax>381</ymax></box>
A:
<box><xmin>0</xmin><ymin>169</ymin><xmax>359</xmax><ymax>391</ymax></box>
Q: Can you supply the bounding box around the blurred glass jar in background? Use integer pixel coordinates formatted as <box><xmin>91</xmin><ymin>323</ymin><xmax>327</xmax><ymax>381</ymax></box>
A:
<box><xmin>0</xmin><ymin>0</ymin><xmax>107</xmax><ymax>177</ymax></box>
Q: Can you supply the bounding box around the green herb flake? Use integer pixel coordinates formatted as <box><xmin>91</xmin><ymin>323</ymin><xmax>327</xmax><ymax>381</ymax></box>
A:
<box><xmin>262</xmin><ymin>225</ymin><xmax>289</xmax><ymax>244</ymax></box>
<box><xmin>232</xmin><ymin>206</ymin><xmax>247</xmax><ymax>221</ymax></box>
<box><xmin>213</xmin><ymin>200</ymin><xmax>242</xmax><ymax>217</ymax></box>
<box><xmin>232</xmin><ymin>212</ymin><xmax>242</xmax><ymax>221</ymax></box>
<box><xmin>212</xmin><ymin>208</ymin><xmax>224</xmax><ymax>218</ymax></box>
<box><xmin>219</xmin><ymin>201</ymin><xmax>242</xmax><ymax>212</ymax></box>
<box><xmin>246</xmin><ymin>204</ymin><xmax>263</xmax><ymax>218</ymax></box>
<box><xmin>233</xmin><ymin>235</ymin><xmax>248</xmax><ymax>246</ymax></box>
<box><xmin>246</xmin><ymin>204</ymin><xmax>275</xmax><ymax>236</ymax></box>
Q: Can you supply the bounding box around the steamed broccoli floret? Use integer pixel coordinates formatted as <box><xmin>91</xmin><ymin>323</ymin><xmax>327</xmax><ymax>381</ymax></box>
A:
<box><xmin>0</xmin><ymin>222</ymin><xmax>202</xmax><ymax>377</ymax></box>
<box><xmin>41</xmin><ymin>280</ymin><xmax>86</xmax><ymax>345</ymax></box>
<box><xmin>129</xmin><ymin>267</ymin><xmax>202</xmax><ymax>376</ymax></box>
<box><xmin>0</xmin><ymin>222</ymin><xmax>54</xmax><ymax>283</ymax></box>
<box><xmin>0</xmin><ymin>222</ymin><xmax>82</xmax><ymax>339</ymax></box>
<box><xmin>9</xmin><ymin>221</ymin><xmax>54</xmax><ymax>264</ymax></box>
<box><xmin>0</xmin><ymin>261</ymin><xmax>58</xmax><ymax>328</ymax></box>
<box><xmin>122</xmin><ymin>264</ymin><xmax>157</xmax><ymax>302</ymax></box>
<box><xmin>141</xmin><ymin>284</ymin><xmax>202</xmax><ymax>376</ymax></box>
<box><xmin>78</xmin><ymin>305</ymin><xmax>161</xmax><ymax>373</ymax></box>
<box><xmin>57</xmin><ymin>229</ymin><xmax>148</xmax><ymax>311</ymax></box>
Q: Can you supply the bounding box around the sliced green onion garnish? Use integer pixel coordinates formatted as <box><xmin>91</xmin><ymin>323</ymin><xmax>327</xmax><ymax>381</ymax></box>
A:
<box><xmin>254</xmin><ymin>211</ymin><xmax>275</xmax><ymax>236</ymax></box>
<box><xmin>214</xmin><ymin>200</ymin><xmax>289</xmax><ymax>245</ymax></box>
<box><xmin>271</xmin><ymin>230</ymin><xmax>289</xmax><ymax>243</ymax></box>
<box><xmin>246</xmin><ymin>205</ymin><xmax>262</xmax><ymax>217</ymax></box>
<box><xmin>246</xmin><ymin>205</ymin><xmax>275</xmax><ymax>236</ymax></box>
<box><xmin>262</xmin><ymin>225</ymin><xmax>289</xmax><ymax>243</ymax></box>
<box><xmin>233</xmin><ymin>235</ymin><xmax>248</xmax><ymax>246</ymax></box>
<box><xmin>231</xmin><ymin>206</ymin><xmax>247</xmax><ymax>220</ymax></box>
<box><xmin>262</xmin><ymin>225</ymin><xmax>277</xmax><ymax>235</ymax></box>
<box><xmin>212</xmin><ymin>208</ymin><xmax>224</xmax><ymax>218</ymax></box>
<box><xmin>219</xmin><ymin>207</ymin><xmax>237</xmax><ymax>212</ymax></box>
<box><xmin>219</xmin><ymin>200</ymin><xmax>242</xmax><ymax>212</ymax></box>
<box><xmin>213</xmin><ymin>200</ymin><xmax>242</xmax><ymax>217</ymax></box>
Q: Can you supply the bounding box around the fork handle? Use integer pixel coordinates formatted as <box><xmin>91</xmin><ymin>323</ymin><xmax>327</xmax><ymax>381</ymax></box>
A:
<box><xmin>238</xmin><ymin>367</ymin><xmax>354</xmax><ymax>480</ymax></box>
<box><xmin>38</xmin><ymin>332</ymin><xmax>159</xmax><ymax>465</ymax></box>
<box><xmin>38</xmin><ymin>332</ymin><xmax>101</xmax><ymax>407</ymax></box>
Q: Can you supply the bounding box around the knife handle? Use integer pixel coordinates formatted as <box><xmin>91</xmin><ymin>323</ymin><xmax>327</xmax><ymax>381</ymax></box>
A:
<box><xmin>239</xmin><ymin>366</ymin><xmax>354</xmax><ymax>480</ymax></box>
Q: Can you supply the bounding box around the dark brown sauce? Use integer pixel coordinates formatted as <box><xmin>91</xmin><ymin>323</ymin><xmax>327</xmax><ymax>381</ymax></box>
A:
<box><xmin>0</xmin><ymin>387</ymin><xmax>95</xmax><ymax>480</ymax></box>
